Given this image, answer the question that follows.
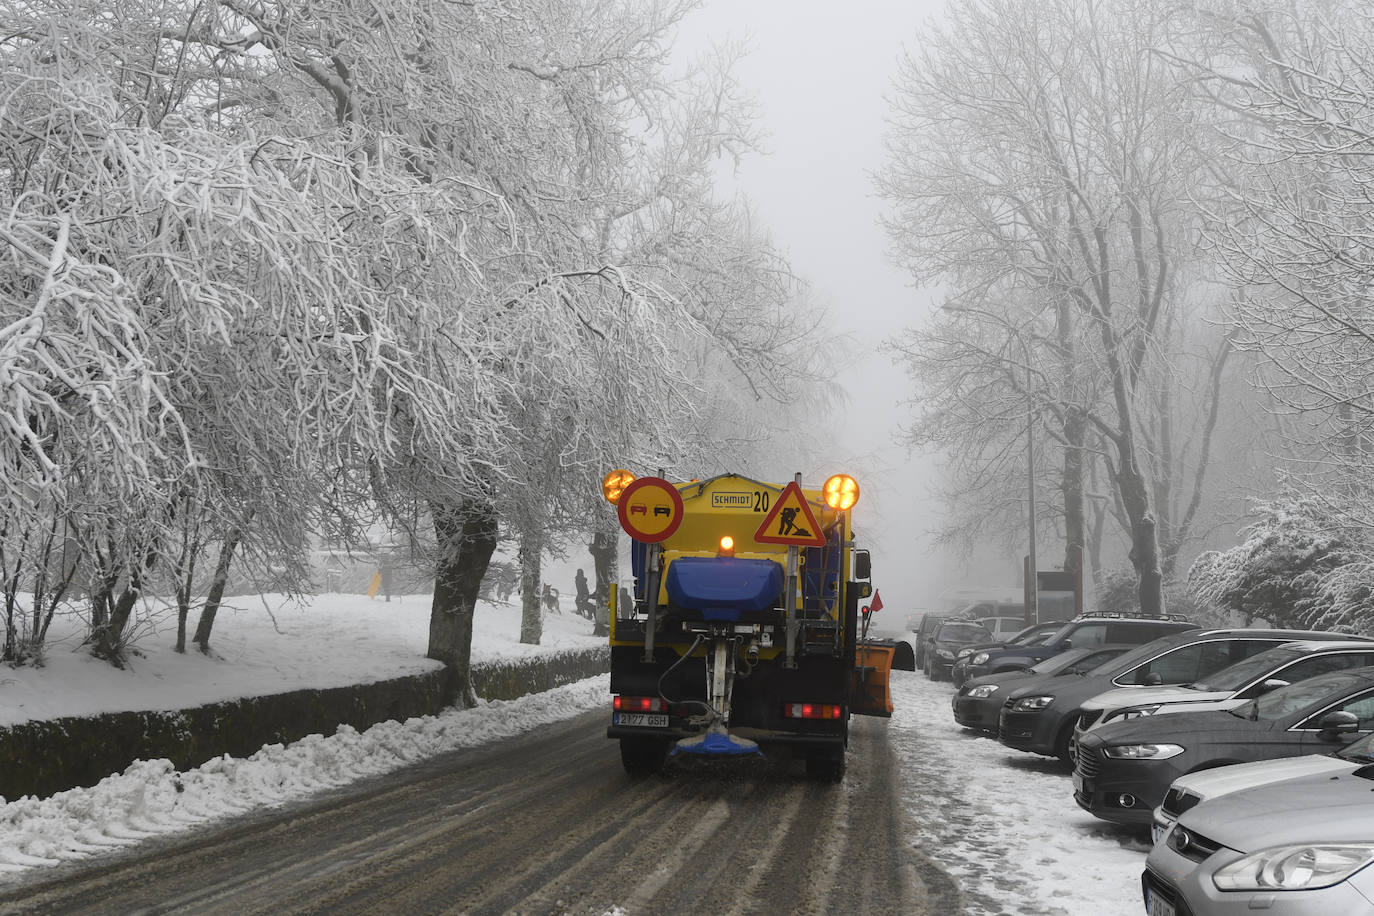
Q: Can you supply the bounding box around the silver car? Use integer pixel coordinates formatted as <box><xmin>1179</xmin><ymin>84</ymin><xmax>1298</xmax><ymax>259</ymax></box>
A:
<box><xmin>1144</xmin><ymin>767</ymin><xmax>1374</xmax><ymax>915</ymax></box>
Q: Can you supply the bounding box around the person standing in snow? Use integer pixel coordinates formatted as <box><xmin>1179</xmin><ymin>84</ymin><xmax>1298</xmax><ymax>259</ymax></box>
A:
<box><xmin>574</xmin><ymin>569</ymin><xmax>593</xmax><ymax>619</ymax></box>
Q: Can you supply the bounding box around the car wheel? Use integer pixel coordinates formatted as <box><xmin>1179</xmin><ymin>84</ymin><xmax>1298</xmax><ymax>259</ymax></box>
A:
<box><xmin>1054</xmin><ymin>723</ymin><xmax>1077</xmax><ymax>769</ymax></box>
<box><xmin>620</xmin><ymin>737</ymin><xmax>668</xmax><ymax>776</ymax></box>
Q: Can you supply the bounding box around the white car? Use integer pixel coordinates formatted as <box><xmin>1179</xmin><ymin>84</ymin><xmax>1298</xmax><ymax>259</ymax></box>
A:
<box><xmin>1076</xmin><ymin>639</ymin><xmax>1374</xmax><ymax>740</ymax></box>
<box><xmin>1150</xmin><ymin>729</ymin><xmax>1374</xmax><ymax>842</ymax></box>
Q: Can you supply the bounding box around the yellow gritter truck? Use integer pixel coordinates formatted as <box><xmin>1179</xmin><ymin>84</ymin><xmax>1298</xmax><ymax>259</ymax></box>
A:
<box><xmin>601</xmin><ymin>470</ymin><xmax>893</xmax><ymax>782</ymax></box>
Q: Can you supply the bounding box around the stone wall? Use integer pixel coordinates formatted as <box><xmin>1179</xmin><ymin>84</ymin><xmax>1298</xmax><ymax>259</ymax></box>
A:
<box><xmin>0</xmin><ymin>646</ymin><xmax>609</xmax><ymax>801</ymax></box>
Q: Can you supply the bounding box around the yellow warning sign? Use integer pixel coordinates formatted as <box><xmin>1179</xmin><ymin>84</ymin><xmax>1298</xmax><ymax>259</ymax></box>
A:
<box><xmin>753</xmin><ymin>481</ymin><xmax>826</xmax><ymax>547</ymax></box>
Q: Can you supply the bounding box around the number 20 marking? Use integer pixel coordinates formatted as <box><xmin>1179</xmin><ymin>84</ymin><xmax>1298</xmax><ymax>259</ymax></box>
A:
<box><xmin>753</xmin><ymin>491</ymin><xmax>770</xmax><ymax>512</ymax></box>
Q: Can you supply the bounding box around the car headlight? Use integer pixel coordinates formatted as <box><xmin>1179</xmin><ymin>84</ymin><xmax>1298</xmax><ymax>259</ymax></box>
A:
<box><xmin>937</xmin><ymin>648</ymin><xmax>955</xmax><ymax>659</ymax></box>
<box><xmin>1101</xmin><ymin>743</ymin><xmax>1184</xmax><ymax>760</ymax></box>
<box><xmin>1118</xmin><ymin>705</ymin><xmax>1162</xmax><ymax>721</ymax></box>
<box><xmin>1213</xmin><ymin>844</ymin><xmax>1374</xmax><ymax>891</ymax></box>
<box><xmin>957</xmin><ymin>647</ymin><xmax>977</xmax><ymax>658</ymax></box>
<box><xmin>971</xmin><ymin>652</ymin><xmax>990</xmax><ymax>665</ymax></box>
<box><xmin>967</xmin><ymin>685</ymin><xmax>999</xmax><ymax>699</ymax></box>
<box><xmin>1013</xmin><ymin>695</ymin><xmax>1054</xmax><ymax>711</ymax></box>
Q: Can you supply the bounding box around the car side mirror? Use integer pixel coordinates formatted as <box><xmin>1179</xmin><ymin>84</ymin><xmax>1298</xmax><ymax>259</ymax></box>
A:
<box><xmin>1259</xmin><ymin>678</ymin><xmax>1290</xmax><ymax>695</ymax></box>
<box><xmin>853</xmin><ymin>550</ymin><xmax>871</xmax><ymax>580</ymax></box>
<box><xmin>1143</xmin><ymin>672</ymin><xmax>1164</xmax><ymax>687</ymax></box>
<box><xmin>1059</xmin><ymin>639</ymin><xmax>1072</xmax><ymax>651</ymax></box>
<box><xmin>1319</xmin><ymin>710</ymin><xmax>1361</xmax><ymax>740</ymax></box>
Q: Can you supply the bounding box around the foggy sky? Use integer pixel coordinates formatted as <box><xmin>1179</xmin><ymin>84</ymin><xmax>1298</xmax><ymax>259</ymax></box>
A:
<box><xmin>677</xmin><ymin>1</ymin><xmax>998</xmax><ymax>608</ymax></box>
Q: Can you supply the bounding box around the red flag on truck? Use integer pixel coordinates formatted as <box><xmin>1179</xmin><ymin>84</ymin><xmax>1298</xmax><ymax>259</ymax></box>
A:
<box><xmin>870</xmin><ymin>590</ymin><xmax>883</xmax><ymax>612</ymax></box>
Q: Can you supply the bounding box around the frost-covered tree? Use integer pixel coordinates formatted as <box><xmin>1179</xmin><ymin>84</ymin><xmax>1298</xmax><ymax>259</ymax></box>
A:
<box><xmin>1179</xmin><ymin>2</ymin><xmax>1374</xmax><ymax>510</ymax></box>
<box><xmin>1188</xmin><ymin>493</ymin><xmax>1372</xmax><ymax>633</ymax></box>
<box><xmin>1</xmin><ymin>0</ymin><xmax>834</xmax><ymax>684</ymax></box>
<box><xmin>879</xmin><ymin>0</ymin><xmax>1240</xmax><ymax>611</ymax></box>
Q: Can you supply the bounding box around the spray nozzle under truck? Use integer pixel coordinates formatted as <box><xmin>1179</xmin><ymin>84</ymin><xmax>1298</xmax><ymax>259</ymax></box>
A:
<box><xmin>601</xmin><ymin>470</ymin><xmax>894</xmax><ymax>781</ymax></box>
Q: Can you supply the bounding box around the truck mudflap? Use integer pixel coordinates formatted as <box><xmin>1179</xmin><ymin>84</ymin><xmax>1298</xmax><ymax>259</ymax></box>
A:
<box><xmin>852</xmin><ymin>643</ymin><xmax>894</xmax><ymax>717</ymax></box>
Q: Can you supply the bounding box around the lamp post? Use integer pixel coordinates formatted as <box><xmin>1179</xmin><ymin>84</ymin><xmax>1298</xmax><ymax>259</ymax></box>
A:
<box><xmin>1026</xmin><ymin>362</ymin><xmax>1038</xmax><ymax>624</ymax></box>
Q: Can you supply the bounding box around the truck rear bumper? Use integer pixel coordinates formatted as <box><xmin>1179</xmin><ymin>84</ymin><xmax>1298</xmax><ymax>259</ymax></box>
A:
<box><xmin>606</xmin><ymin>724</ymin><xmax>845</xmax><ymax>754</ymax></box>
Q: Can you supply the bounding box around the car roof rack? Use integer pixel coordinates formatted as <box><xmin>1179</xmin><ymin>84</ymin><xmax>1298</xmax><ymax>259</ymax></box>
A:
<box><xmin>1069</xmin><ymin>612</ymin><xmax>1194</xmax><ymax>622</ymax></box>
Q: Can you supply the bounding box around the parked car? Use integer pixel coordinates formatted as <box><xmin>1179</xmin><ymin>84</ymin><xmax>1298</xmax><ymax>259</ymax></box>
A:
<box><xmin>1144</xmin><ymin>761</ymin><xmax>1374</xmax><ymax>915</ymax></box>
<box><xmin>1151</xmin><ymin>729</ymin><xmax>1374</xmax><ymax>842</ymax></box>
<box><xmin>960</xmin><ymin>613</ymin><xmax>1199</xmax><ymax>683</ymax></box>
<box><xmin>911</xmin><ymin>609</ymin><xmax>960</xmax><ymax>671</ymax></box>
<box><xmin>998</xmin><ymin>628</ymin><xmax>1357</xmax><ymax>765</ymax></box>
<box><xmin>1076</xmin><ymin>638</ymin><xmax>1374</xmax><ymax>740</ymax></box>
<box><xmin>925</xmin><ymin>618</ymin><xmax>994</xmax><ymax>681</ymax></box>
<box><xmin>1074</xmin><ymin>666</ymin><xmax>1374</xmax><ymax>827</ymax></box>
<box><xmin>950</xmin><ymin>621</ymin><xmax>1061</xmax><ymax>686</ymax></box>
<box><xmin>951</xmin><ymin>644</ymin><xmax>1135</xmax><ymax>731</ymax></box>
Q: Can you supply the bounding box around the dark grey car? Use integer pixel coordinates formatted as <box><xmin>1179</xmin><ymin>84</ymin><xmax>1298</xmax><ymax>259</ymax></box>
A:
<box><xmin>1075</xmin><ymin>666</ymin><xmax>1374</xmax><ymax>827</ymax></box>
<box><xmin>997</xmin><ymin>628</ymin><xmax>1367</xmax><ymax>765</ymax></box>
<box><xmin>951</xmin><ymin>644</ymin><xmax>1134</xmax><ymax>731</ymax></box>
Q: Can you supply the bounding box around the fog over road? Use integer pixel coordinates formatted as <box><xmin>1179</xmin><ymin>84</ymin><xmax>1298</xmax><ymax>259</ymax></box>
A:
<box><xmin>1</xmin><ymin>713</ymin><xmax>962</xmax><ymax>915</ymax></box>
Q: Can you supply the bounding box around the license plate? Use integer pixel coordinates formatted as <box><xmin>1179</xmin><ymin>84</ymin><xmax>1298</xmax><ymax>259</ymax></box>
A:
<box><xmin>615</xmin><ymin>713</ymin><xmax>667</xmax><ymax>728</ymax></box>
<box><xmin>1145</xmin><ymin>889</ymin><xmax>1176</xmax><ymax>916</ymax></box>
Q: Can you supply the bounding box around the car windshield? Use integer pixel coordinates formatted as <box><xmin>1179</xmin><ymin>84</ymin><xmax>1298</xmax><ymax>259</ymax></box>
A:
<box><xmin>1093</xmin><ymin>632</ymin><xmax>1195</xmax><ymax>676</ymax></box>
<box><xmin>1229</xmin><ymin>670</ymin><xmax>1370</xmax><ymax>721</ymax></box>
<box><xmin>1027</xmin><ymin>648</ymin><xmax>1093</xmax><ymax>676</ymax></box>
<box><xmin>1009</xmin><ymin>625</ymin><xmax>1042</xmax><ymax>645</ymax></box>
<box><xmin>937</xmin><ymin>622</ymin><xmax>993</xmax><ymax>644</ymax></box>
<box><xmin>1338</xmin><ymin>732</ymin><xmax>1374</xmax><ymax>764</ymax></box>
<box><xmin>1191</xmin><ymin>646</ymin><xmax>1305</xmax><ymax>692</ymax></box>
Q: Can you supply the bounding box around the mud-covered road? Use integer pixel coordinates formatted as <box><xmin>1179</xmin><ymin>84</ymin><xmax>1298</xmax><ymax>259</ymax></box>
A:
<box><xmin>0</xmin><ymin>712</ymin><xmax>962</xmax><ymax>915</ymax></box>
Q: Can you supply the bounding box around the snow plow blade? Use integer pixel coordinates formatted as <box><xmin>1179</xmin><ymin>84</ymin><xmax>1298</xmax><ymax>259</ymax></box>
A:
<box><xmin>851</xmin><ymin>644</ymin><xmax>894</xmax><ymax>717</ymax></box>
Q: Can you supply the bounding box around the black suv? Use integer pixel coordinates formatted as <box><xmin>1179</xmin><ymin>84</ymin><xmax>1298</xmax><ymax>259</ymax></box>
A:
<box><xmin>997</xmin><ymin>628</ymin><xmax>1365</xmax><ymax>765</ymax></box>
<box><xmin>958</xmin><ymin>614</ymin><xmax>1198</xmax><ymax>682</ymax></box>
<box><xmin>925</xmin><ymin>618</ymin><xmax>995</xmax><ymax>681</ymax></box>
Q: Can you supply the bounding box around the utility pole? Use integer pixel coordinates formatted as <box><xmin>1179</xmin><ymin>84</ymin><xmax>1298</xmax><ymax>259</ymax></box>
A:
<box><xmin>1026</xmin><ymin>362</ymin><xmax>1038</xmax><ymax>624</ymax></box>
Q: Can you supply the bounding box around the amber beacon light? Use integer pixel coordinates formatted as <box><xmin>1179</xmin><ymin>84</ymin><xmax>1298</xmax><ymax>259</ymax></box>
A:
<box><xmin>602</xmin><ymin>469</ymin><xmax>636</xmax><ymax>505</ymax></box>
<box><xmin>822</xmin><ymin>474</ymin><xmax>860</xmax><ymax>510</ymax></box>
<box><xmin>718</xmin><ymin>535</ymin><xmax>735</xmax><ymax>557</ymax></box>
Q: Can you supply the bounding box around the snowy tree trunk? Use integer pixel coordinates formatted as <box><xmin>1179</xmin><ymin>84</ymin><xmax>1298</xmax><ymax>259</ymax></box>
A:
<box><xmin>193</xmin><ymin>529</ymin><xmax>243</xmax><ymax>655</ymax></box>
<box><xmin>589</xmin><ymin>526</ymin><xmax>616</xmax><ymax>637</ymax></box>
<box><xmin>427</xmin><ymin>499</ymin><xmax>498</xmax><ymax>707</ymax></box>
<box><xmin>518</xmin><ymin>530</ymin><xmax>543</xmax><ymax>646</ymax></box>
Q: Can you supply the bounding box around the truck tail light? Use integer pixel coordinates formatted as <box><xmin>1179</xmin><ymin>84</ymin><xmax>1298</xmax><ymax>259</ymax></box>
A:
<box><xmin>614</xmin><ymin>695</ymin><xmax>667</xmax><ymax>713</ymax></box>
<box><xmin>783</xmin><ymin>703</ymin><xmax>843</xmax><ymax>720</ymax></box>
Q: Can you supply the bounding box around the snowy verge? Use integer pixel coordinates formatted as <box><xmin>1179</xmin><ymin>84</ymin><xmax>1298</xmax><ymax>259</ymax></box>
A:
<box><xmin>887</xmin><ymin>669</ymin><xmax>1149</xmax><ymax>916</ymax></box>
<box><xmin>0</xmin><ymin>674</ymin><xmax>611</xmax><ymax>879</ymax></box>
<box><xmin>0</xmin><ymin>592</ymin><xmax>607</xmax><ymax>801</ymax></box>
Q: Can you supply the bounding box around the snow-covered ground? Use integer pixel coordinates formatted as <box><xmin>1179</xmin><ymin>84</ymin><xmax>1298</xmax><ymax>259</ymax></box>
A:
<box><xmin>0</xmin><ymin>589</ymin><xmax>601</xmax><ymax>728</ymax></box>
<box><xmin>888</xmin><ymin>668</ymin><xmax>1148</xmax><ymax>915</ymax></box>
<box><xmin>0</xmin><ymin>594</ymin><xmax>1148</xmax><ymax>914</ymax></box>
